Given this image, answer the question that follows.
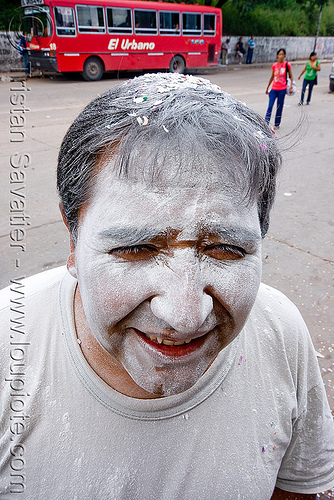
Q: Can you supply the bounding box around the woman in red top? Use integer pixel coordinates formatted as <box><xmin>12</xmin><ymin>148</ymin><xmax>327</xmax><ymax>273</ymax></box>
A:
<box><xmin>265</xmin><ymin>48</ymin><xmax>293</xmax><ymax>130</ymax></box>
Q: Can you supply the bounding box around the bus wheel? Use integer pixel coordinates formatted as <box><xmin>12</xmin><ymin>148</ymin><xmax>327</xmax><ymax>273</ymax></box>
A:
<box><xmin>82</xmin><ymin>57</ymin><xmax>104</xmax><ymax>81</ymax></box>
<box><xmin>169</xmin><ymin>56</ymin><xmax>185</xmax><ymax>74</ymax></box>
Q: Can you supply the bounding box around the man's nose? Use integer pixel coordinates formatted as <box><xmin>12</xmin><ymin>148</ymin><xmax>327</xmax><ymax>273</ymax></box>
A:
<box><xmin>150</xmin><ymin>250</ymin><xmax>214</xmax><ymax>335</ymax></box>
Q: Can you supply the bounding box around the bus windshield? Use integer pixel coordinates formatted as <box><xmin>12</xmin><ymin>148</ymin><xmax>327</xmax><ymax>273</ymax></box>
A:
<box><xmin>24</xmin><ymin>6</ymin><xmax>52</xmax><ymax>38</ymax></box>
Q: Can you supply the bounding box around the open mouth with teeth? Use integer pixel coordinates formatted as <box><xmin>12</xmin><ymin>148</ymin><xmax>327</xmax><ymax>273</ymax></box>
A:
<box><xmin>134</xmin><ymin>329</ymin><xmax>207</xmax><ymax>356</ymax></box>
<box><xmin>147</xmin><ymin>335</ymin><xmax>192</xmax><ymax>346</ymax></box>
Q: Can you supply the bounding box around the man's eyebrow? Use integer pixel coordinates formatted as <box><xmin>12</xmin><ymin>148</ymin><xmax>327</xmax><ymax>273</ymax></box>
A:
<box><xmin>98</xmin><ymin>227</ymin><xmax>165</xmax><ymax>246</ymax></box>
<box><xmin>199</xmin><ymin>224</ymin><xmax>262</xmax><ymax>245</ymax></box>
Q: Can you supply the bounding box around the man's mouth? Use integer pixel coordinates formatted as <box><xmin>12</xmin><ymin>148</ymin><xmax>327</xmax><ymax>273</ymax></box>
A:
<box><xmin>147</xmin><ymin>335</ymin><xmax>192</xmax><ymax>346</ymax></box>
<box><xmin>134</xmin><ymin>329</ymin><xmax>209</xmax><ymax>356</ymax></box>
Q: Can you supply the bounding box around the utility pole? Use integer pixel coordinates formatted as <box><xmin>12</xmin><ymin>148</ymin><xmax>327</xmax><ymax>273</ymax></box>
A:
<box><xmin>313</xmin><ymin>4</ymin><xmax>323</xmax><ymax>52</ymax></box>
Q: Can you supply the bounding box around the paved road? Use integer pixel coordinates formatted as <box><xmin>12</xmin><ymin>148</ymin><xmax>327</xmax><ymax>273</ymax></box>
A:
<box><xmin>1</xmin><ymin>63</ymin><xmax>333</xmax><ymax>421</ymax></box>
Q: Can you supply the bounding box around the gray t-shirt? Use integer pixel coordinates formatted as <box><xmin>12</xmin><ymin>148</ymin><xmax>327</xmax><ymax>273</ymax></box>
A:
<box><xmin>0</xmin><ymin>267</ymin><xmax>333</xmax><ymax>499</ymax></box>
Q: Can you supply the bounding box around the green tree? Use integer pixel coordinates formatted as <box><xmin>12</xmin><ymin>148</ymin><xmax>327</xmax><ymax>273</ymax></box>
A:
<box><xmin>0</xmin><ymin>0</ymin><xmax>21</xmax><ymax>31</ymax></box>
<box><xmin>221</xmin><ymin>0</ymin><xmax>334</xmax><ymax>35</ymax></box>
<box><xmin>232</xmin><ymin>0</ymin><xmax>329</xmax><ymax>11</ymax></box>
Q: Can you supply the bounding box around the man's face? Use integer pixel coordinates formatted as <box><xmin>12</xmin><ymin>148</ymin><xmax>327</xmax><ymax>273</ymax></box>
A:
<box><xmin>71</xmin><ymin>162</ymin><xmax>262</xmax><ymax>397</ymax></box>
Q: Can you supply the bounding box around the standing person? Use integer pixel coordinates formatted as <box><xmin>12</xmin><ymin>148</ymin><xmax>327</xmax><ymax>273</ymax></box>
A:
<box><xmin>221</xmin><ymin>38</ymin><xmax>229</xmax><ymax>66</ymax></box>
<box><xmin>246</xmin><ymin>35</ymin><xmax>255</xmax><ymax>64</ymax></box>
<box><xmin>265</xmin><ymin>48</ymin><xmax>293</xmax><ymax>130</ymax></box>
<box><xmin>236</xmin><ymin>37</ymin><xmax>244</xmax><ymax>64</ymax></box>
<box><xmin>298</xmin><ymin>52</ymin><xmax>321</xmax><ymax>105</ymax></box>
<box><xmin>18</xmin><ymin>32</ymin><xmax>29</xmax><ymax>75</ymax></box>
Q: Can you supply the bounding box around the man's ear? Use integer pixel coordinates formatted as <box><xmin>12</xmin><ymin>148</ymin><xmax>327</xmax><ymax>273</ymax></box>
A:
<box><xmin>59</xmin><ymin>202</ymin><xmax>77</xmax><ymax>279</ymax></box>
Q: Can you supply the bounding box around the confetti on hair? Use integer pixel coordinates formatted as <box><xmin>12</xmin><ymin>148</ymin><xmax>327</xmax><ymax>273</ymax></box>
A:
<box><xmin>233</xmin><ymin>115</ymin><xmax>245</xmax><ymax>122</ymax></box>
<box><xmin>238</xmin><ymin>355</ymin><xmax>243</xmax><ymax>365</ymax></box>
<box><xmin>261</xmin><ymin>144</ymin><xmax>268</xmax><ymax>150</ymax></box>
<box><xmin>105</xmin><ymin>125</ymin><xmax>111</xmax><ymax>129</ymax></box>
<box><xmin>262</xmin><ymin>447</ymin><xmax>265</xmax><ymax>452</ymax></box>
<box><xmin>128</xmin><ymin>112</ymin><xmax>137</xmax><ymax>117</ymax></box>
<box><xmin>134</xmin><ymin>96</ymin><xmax>146</xmax><ymax>103</ymax></box>
<box><xmin>162</xmin><ymin>125</ymin><xmax>169</xmax><ymax>133</ymax></box>
<box><xmin>137</xmin><ymin>116</ymin><xmax>149</xmax><ymax>126</ymax></box>
<box><xmin>273</xmin><ymin>446</ymin><xmax>277</xmax><ymax>450</ymax></box>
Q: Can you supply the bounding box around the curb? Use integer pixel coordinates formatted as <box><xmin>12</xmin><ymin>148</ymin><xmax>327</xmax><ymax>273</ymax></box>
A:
<box><xmin>1</xmin><ymin>59</ymin><xmax>331</xmax><ymax>81</ymax></box>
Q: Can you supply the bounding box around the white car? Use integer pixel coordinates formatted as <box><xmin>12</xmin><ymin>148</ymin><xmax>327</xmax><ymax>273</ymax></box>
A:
<box><xmin>330</xmin><ymin>61</ymin><xmax>334</xmax><ymax>92</ymax></box>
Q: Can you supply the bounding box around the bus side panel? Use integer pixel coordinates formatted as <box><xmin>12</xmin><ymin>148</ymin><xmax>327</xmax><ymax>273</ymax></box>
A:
<box><xmin>56</xmin><ymin>49</ymin><xmax>216</xmax><ymax>74</ymax></box>
<box><xmin>103</xmin><ymin>41</ymin><xmax>218</xmax><ymax>71</ymax></box>
<box><xmin>56</xmin><ymin>53</ymin><xmax>86</xmax><ymax>73</ymax></box>
<box><xmin>99</xmin><ymin>52</ymin><xmax>210</xmax><ymax>72</ymax></box>
<box><xmin>184</xmin><ymin>52</ymin><xmax>212</xmax><ymax>69</ymax></box>
<box><xmin>57</xmin><ymin>51</ymin><xmax>175</xmax><ymax>73</ymax></box>
<box><xmin>57</xmin><ymin>53</ymin><xmax>174</xmax><ymax>72</ymax></box>
<box><xmin>104</xmin><ymin>52</ymin><xmax>169</xmax><ymax>71</ymax></box>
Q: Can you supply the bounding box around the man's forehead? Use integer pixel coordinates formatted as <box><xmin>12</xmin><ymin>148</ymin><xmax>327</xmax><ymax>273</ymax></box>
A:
<box><xmin>96</xmin><ymin>136</ymin><xmax>248</xmax><ymax>193</ymax></box>
<box><xmin>86</xmin><ymin>163</ymin><xmax>256</xmax><ymax>228</ymax></box>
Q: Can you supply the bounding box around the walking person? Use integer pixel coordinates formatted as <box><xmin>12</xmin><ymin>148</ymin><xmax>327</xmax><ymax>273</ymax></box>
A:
<box><xmin>265</xmin><ymin>48</ymin><xmax>293</xmax><ymax>130</ymax></box>
<box><xmin>298</xmin><ymin>52</ymin><xmax>321</xmax><ymax>105</ymax></box>
<box><xmin>246</xmin><ymin>35</ymin><xmax>255</xmax><ymax>64</ymax></box>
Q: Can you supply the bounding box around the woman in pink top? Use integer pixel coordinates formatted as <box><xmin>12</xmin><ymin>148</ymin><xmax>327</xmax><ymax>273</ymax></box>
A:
<box><xmin>265</xmin><ymin>48</ymin><xmax>293</xmax><ymax>130</ymax></box>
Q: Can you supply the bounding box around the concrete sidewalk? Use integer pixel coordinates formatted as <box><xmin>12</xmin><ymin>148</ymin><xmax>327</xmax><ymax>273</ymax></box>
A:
<box><xmin>1</xmin><ymin>58</ymin><xmax>332</xmax><ymax>82</ymax></box>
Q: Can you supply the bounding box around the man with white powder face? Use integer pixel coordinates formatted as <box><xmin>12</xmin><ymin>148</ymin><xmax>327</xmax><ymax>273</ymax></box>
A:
<box><xmin>0</xmin><ymin>74</ymin><xmax>333</xmax><ymax>499</ymax></box>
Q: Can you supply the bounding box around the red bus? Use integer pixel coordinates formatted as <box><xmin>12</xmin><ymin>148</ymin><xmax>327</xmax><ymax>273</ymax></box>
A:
<box><xmin>21</xmin><ymin>0</ymin><xmax>222</xmax><ymax>80</ymax></box>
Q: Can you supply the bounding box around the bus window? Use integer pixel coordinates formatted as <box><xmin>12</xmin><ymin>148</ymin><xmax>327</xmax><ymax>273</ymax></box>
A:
<box><xmin>159</xmin><ymin>11</ymin><xmax>180</xmax><ymax>36</ymax></box>
<box><xmin>134</xmin><ymin>10</ymin><xmax>157</xmax><ymax>35</ymax></box>
<box><xmin>54</xmin><ymin>7</ymin><xmax>76</xmax><ymax>36</ymax></box>
<box><xmin>24</xmin><ymin>6</ymin><xmax>52</xmax><ymax>37</ymax></box>
<box><xmin>76</xmin><ymin>5</ymin><xmax>105</xmax><ymax>33</ymax></box>
<box><xmin>107</xmin><ymin>7</ymin><xmax>132</xmax><ymax>34</ymax></box>
<box><xmin>182</xmin><ymin>12</ymin><xmax>201</xmax><ymax>36</ymax></box>
<box><xmin>203</xmin><ymin>13</ymin><xmax>215</xmax><ymax>36</ymax></box>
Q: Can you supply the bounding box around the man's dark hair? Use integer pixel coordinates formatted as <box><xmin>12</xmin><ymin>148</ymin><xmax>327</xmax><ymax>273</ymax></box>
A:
<box><xmin>57</xmin><ymin>73</ymin><xmax>281</xmax><ymax>243</ymax></box>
